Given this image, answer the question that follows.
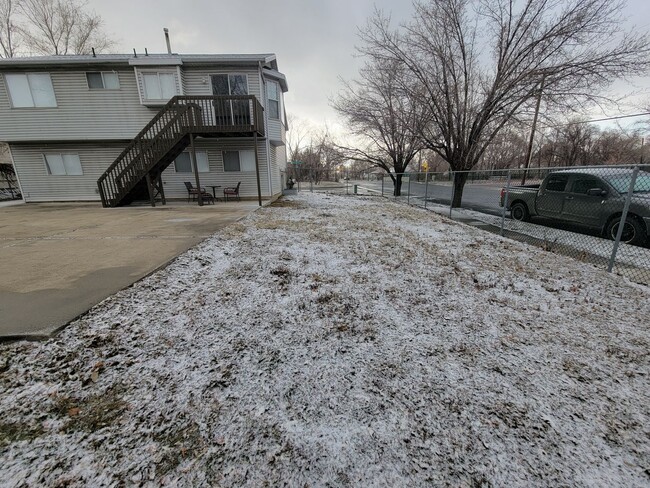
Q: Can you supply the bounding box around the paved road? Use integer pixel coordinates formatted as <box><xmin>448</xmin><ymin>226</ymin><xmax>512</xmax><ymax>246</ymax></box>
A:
<box><xmin>357</xmin><ymin>179</ymin><xmax>504</xmax><ymax>216</ymax></box>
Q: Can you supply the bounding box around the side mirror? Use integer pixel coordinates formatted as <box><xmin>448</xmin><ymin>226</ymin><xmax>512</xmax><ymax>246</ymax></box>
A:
<box><xmin>586</xmin><ymin>188</ymin><xmax>607</xmax><ymax>197</ymax></box>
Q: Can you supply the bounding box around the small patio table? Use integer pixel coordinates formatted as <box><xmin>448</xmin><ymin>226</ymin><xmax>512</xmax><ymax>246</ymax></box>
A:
<box><xmin>208</xmin><ymin>185</ymin><xmax>222</xmax><ymax>201</ymax></box>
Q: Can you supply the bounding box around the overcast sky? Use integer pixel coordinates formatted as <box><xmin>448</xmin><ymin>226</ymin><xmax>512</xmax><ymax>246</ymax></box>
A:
<box><xmin>88</xmin><ymin>0</ymin><xmax>650</xmax><ymax>133</ymax></box>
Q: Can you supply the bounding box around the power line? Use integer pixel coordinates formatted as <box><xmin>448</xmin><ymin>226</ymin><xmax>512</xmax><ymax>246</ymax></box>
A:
<box><xmin>543</xmin><ymin>112</ymin><xmax>650</xmax><ymax>129</ymax></box>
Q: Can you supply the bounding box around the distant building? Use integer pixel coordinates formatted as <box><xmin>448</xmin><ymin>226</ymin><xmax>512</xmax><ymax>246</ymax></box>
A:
<box><xmin>0</xmin><ymin>53</ymin><xmax>288</xmax><ymax>205</ymax></box>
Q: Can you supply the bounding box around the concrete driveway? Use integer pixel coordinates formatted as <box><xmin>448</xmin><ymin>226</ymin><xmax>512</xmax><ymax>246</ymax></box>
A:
<box><xmin>0</xmin><ymin>201</ymin><xmax>259</xmax><ymax>338</ymax></box>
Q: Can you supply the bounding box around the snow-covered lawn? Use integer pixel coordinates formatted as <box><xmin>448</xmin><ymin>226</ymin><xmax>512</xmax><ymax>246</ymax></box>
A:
<box><xmin>1</xmin><ymin>192</ymin><xmax>648</xmax><ymax>487</ymax></box>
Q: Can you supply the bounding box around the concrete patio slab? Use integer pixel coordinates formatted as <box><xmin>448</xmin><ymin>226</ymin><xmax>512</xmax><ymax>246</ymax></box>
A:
<box><xmin>0</xmin><ymin>201</ymin><xmax>260</xmax><ymax>338</ymax></box>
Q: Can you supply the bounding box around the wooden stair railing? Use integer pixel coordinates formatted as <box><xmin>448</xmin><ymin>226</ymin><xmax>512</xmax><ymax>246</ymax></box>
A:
<box><xmin>97</xmin><ymin>95</ymin><xmax>264</xmax><ymax>208</ymax></box>
<box><xmin>97</xmin><ymin>99</ymin><xmax>199</xmax><ymax>207</ymax></box>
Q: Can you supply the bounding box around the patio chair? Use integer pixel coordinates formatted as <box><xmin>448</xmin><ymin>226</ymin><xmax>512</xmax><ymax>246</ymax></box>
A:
<box><xmin>223</xmin><ymin>182</ymin><xmax>241</xmax><ymax>201</ymax></box>
<box><xmin>184</xmin><ymin>181</ymin><xmax>214</xmax><ymax>204</ymax></box>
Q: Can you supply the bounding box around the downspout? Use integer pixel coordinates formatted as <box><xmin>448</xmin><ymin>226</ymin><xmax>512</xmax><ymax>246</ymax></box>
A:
<box><xmin>259</xmin><ymin>61</ymin><xmax>273</xmax><ymax>197</ymax></box>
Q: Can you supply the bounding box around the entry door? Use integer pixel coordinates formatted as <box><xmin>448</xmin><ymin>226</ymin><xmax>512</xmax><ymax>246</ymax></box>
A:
<box><xmin>562</xmin><ymin>175</ymin><xmax>607</xmax><ymax>228</ymax></box>
<box><xmin>536</xmin><ymin>173</ymin><xmax>569</xmax><ymax>219</ymax></box>
<box><xmin>210</xmin><ymin>74</ymin><xmax>250</xmax><ymax>126</ymax></box>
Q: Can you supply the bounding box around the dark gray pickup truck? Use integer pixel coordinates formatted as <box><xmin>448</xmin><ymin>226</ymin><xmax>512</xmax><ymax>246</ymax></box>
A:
<box><xmin>500</xmin><ymin>168</ymin><xmax>650</xmax><ymax>245</ymax></box>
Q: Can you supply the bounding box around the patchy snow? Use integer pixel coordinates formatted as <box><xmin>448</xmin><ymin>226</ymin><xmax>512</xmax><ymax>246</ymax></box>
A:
<box><xmin>1</xmin><ymin>192</ymin><xmax>649</xmax><ymax>487</ymax></box>
<box><xmin>420</xmin><ymin>200</ymin><xmax>650</xmax><ymax>280</ymax></box>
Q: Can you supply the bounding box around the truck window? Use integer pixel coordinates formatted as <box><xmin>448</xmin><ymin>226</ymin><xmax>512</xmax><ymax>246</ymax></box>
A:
<box><xmin>571</xmin><ymin>176</ymin><xmax>605</xmax><ymax>194</ymax></box>
<box><xmin>545</xmin><ymin>174</ymin><xmax>569</xmax><ymax>192</ymax></box>
<box><xmin>604</xmin><ymin>172</ymin><xmax>650</xmax><ymax>194</ymax></box>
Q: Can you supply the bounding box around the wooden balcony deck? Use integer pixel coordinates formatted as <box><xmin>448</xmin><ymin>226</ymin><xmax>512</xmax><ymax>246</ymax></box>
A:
<box><xmin>176</xmin><ymin>95</ymin><xmax>265</xmax><ymax>138</ymax></box>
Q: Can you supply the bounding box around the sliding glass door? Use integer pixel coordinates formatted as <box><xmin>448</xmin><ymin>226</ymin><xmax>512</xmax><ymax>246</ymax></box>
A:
<box><xmin>211</xmin><ymin>74</ymin><xmax>250</xmax><ymax>126</ymax></box>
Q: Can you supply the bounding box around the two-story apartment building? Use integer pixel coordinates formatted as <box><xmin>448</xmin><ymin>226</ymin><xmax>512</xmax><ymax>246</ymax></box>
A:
<box><xmin>0</xmin><ymin>52</ymin><xmax>288</xmax><ymax>206</ymax></box>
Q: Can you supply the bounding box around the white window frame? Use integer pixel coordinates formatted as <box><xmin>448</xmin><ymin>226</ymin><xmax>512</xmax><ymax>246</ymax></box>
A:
<box><xmin>43</xmin><ymin>153</ymin><xmax>83</xmax><ymax>176</ymax></box>
<box><xmin>4</xmin><ymin>73</ymin><xmax>57</xmax><ymax>108</ymax></box>
<box><xmin>267</xmin><ymin>80</ymin><xmax>280</xmax><ymax>120</ymax></box>
<box><xmin>86</xmin><ymin>71</ymin><xmax>120</xmax><ymax>90</ymax></box>
<box><xmin>223</xmin><ymin>149</ymin><xmax>256</xmax><ymax>172</ymax></box>
<box><xmin>173</xmin><ymin>151</ymin><xmax>209</xmax><ymax>173</ymax></box>
<box><xmin>138</xmin><ymin>69</ymin><xmax>180</xmax><ymax>103</ymax></box>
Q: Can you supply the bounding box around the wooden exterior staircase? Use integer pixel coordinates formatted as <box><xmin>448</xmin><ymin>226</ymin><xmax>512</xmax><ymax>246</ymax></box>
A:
<box><xmin>97</xmin><ymin>95</ymin><xmax>264</xmax><ymax>208</ymax></box>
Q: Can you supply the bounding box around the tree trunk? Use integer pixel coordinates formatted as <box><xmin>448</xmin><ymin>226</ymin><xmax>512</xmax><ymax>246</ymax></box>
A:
<box><xmin>394</xmin><ymin>173</ymin><xmax>403</xmax><ymax>196</ymax></box>
<box><xmin>451</xmin><ymin>171</ymin><xmax>469</xmax><ymax>208</ymax></box>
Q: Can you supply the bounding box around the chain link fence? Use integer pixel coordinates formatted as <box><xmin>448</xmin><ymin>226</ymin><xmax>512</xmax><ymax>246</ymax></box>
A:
<box><xmin>302</xmin><ymin>165</ymin><xmax>650</xmax><ymax>286</ymax></box>
<box><xmin>294</xmin><ymin>177</ymin><xmax>354</xmax><ymax>195</ymax></box>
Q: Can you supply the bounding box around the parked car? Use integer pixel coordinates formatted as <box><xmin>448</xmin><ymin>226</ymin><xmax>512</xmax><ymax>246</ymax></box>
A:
<box><xmin>500</xmin><ymin>168</ymin><xmax>650</xmax><ymax>245</ymax></box>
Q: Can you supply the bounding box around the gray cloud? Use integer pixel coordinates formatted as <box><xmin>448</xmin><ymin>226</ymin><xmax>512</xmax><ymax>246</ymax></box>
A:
<box><xmin>88</xmin><ymin>0</ymin><xmax>650</xmax><ymax>131</ymax></box>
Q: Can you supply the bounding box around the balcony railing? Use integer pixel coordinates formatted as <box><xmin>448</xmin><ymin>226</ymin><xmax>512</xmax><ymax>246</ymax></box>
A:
<box><xmin>173</xmin><ymin>95</ymin><xmax>264</xmax><ymax>136</ymax></box>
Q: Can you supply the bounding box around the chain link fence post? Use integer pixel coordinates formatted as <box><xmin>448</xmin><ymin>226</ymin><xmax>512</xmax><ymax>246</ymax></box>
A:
<box><xmin>607</xmin><ymin>166</ymin><xmax>639</xmax><ymax>273</ymax></box>
<box><xmin>449</xmin><ymin>171</ymin><xmax>455</xmax><ymax>219</ymax></box>
<box><xmin>407</xmin><ymin>174</ymin><xmax>411</xmax><ymax>205</ymax></box>
<box><xmin>501</xmin><ymin>170</ymin><xmax>512</xmax><ymax>236</ymax></box>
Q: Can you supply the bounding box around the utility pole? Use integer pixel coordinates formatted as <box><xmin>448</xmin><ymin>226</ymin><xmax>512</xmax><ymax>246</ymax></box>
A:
<box><xmin>641</xmin><ymin>137</ymin><xmax>645</xmax><ymax>164</ymax></box>
<box><xmin>521</xmin><ymin>75</ymin><xmax>545</xmax><ymax>185</ymax></box>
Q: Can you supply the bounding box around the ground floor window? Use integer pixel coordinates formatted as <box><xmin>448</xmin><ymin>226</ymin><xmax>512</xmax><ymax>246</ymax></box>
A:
<box><xmin>223</xmin><ymin>150</ymin><xmax>255</xmax><ymax>172</ymax></box>
<box><xmin>174</xmin><ymin>151</ymin><xmax>209</xmax><ymax>173</ymax></box>
<box><xmin>43</xmin><ymin>154</ymin><xmax>83</xmax><ymax>175</ymax></box>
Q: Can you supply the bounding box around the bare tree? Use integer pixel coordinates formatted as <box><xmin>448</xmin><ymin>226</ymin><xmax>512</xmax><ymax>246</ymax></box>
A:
<box><xmin>286</xmin><ymin>122</ymin><xmax>345</xmax><ymax>184</ymax></box>
<box><xmin>0</xmin><ymin>0</ymin><xmax>18</xmax><ymax>57</ymax></box>
<box><xmin>477</xmin><ymin>128</ymin><xmax>528</xmax><ymax>170</ymax></box>
<box><xmin>286</xmin><ymin>113</ymin><xmax>311</xmax><ymax>163</ymax></box>
<box><xmin>591</xmin><ymin>128</ymin><xmax>641</xmax><ymax>164</ymax></box>
<box><xmin>332</xmin><ymin>57</ymin><xmax>427</xmax><ymax>195</ymax></box>
<box><xmin>549</xmin><ymin>121</ymin><xmax>598</xmax><ymax>167</ymax></box>
<box><xmin>19</xmin><ymin>0</ymin><xmax>113</xmax><ymax>55</ymax></box>
<box><xmin>359</xmin><ymin>0</ymin><xmax>650</xmax><ymax>206</ymax></box>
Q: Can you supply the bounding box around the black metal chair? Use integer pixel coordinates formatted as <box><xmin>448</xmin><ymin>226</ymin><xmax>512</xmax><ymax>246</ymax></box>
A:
<box><xmin>184</xmin><ymin>181</ymin><xmax>214</xmax><ymax>204</ymax></box>
<box><xmin>223</xmin><ymin>182</ymin><xmax>241</xmax><ymax>201</ymax></box>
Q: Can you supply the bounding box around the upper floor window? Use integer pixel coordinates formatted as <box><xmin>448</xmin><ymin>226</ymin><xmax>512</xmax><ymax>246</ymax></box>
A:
<box><xmin>142</xmin><ymin>72</ymin><xmax>178</xmax><ymax>101</ymax></box>
<box><xmin>86</xmin><ymin>72</ymin><xmax>120</xmax><ymax>90</ymax></box>
<box><xmin>44</xmin><ymin>154</ymin><xmax>83</xmax><ymax>175</ymax></box>
<box><xmin>5</xmin><ymin>73</ymin><xmax>56</xmax><ymax>108</ymax></box>
<box><xmin>174</xmin><ymin>151</ymin><xmax>209</xmax><ymax>173</ymax></box>
<box><xmin>267</xmin><ymin>81</ymin><xmax>280</xmax><ymax>119</ymax></box>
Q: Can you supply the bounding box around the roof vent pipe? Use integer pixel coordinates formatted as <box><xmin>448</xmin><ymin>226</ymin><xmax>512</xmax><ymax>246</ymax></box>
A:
<box><xmin>164</xmin><ymin>28</ymin><xmax>172</xmax><ymax>54</ymax></box>
<box><xmin>145</xmin><ymin>48</ymin><xmax>148</xmax><ymax>56</ymax></box>
<box><xmin>133</xmin><ymin>48</ymin><xmax>137</xmax><ymax>58</ymax></box>
<box><xmin>91</xmin><ymin>47</ymin><xmax>96</xmax><ymax>57</ymax></box>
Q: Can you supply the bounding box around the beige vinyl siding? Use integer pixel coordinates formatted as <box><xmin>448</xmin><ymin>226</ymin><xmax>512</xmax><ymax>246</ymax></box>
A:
<box><xmin>269</xmin><ymin>144</ymin><xmax>277</xmax><ymax>195</ymax></box>
<box><xmin>267</xmin><ymin>119</ymin><xmax>284</xmax><ymax>144</ymax></box>
<box><xmin>269</xmin><ymin>144</ymin><xmax>288</xmax><ymax>197</ymax></box>
<box><xmin>10</xmin><ymin>142</ymin><xmax>124</xmax><ymax>201</ymax></box>
<box><xmin>276</xmin><ymin>144</ymin><xmax>287</xmax><ymax>191</ymax></box>
<box><xmin>161</xmin><ymin>139</ymin><xmax>270</xmax><ymax>199</ymax></box>
<box><xmin>0</xmin><ymin>69</ymin><xmax>159</xmax><ymax>142</ymax></box>
<box><xmin>179</xmin><ymin>67</ymin><xmax>188</xmax><ymax>95</ymax></box>
<box><xmin>12</xmin><ymin>139</ymin><xmax>271</xmax><ymax>202</ymax></box>
<box><xmin>181</xmin><ymin>67</ymin><xmax>262</xmax><ymax>99</ymax></box>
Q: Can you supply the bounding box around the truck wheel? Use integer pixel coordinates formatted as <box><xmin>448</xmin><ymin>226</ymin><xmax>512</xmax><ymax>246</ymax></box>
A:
<box><xmin>510</xmin><ymin>202</ymin><xmax>530</xmax><ymax>222</ymax></box>
<box><xmin>606</xmin><ymin>216</ymin><xmax>646</xmax><ymax>245</ymax></box>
